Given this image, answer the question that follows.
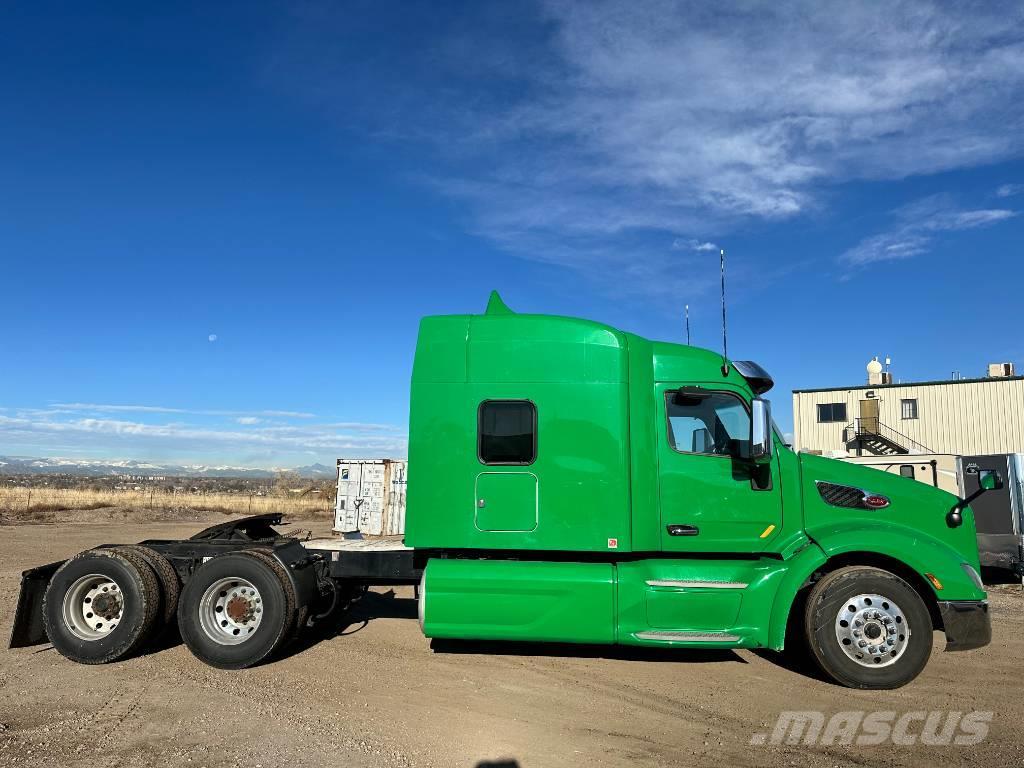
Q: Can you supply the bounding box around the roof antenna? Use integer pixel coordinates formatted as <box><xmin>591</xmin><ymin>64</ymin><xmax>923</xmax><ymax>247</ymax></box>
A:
<box><xmin>719</xmin><ymin>248</ymin><xmax>729</xmax><ymax>376</ymax></box>
<box><xmin>685</xmin><ymin>304</ymin><xmax>691</xmax><ymax>345</ymax></box>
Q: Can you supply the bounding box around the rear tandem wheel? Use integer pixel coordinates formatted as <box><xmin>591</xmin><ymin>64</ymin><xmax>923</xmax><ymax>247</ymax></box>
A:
<box><xmin>177</xmin><ymin>550</ymin><xmax>297</xmax><ymax>669</ymax></box>
<box><xmin>42</xmin><ymin>548</ymin><xmax>162</xmax><ymax>664</ymax></box>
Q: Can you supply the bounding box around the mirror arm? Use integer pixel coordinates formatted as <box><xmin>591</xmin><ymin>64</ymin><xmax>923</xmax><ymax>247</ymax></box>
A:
<box><xmin>947</xmin><ymin>487</ymin><xmax>988</xmax><ymax>528</ymax></box>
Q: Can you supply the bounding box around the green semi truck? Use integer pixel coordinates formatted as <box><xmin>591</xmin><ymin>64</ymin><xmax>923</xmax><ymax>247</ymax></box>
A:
<box><xmin>10</xmin><ymin>293</ymin><xmax>993</xmax><ymax>688</ymax></box>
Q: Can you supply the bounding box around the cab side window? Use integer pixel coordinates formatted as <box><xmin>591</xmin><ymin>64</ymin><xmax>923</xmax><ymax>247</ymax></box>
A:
<box><xmin>666</xmin><ymin>390</ymin><xmax>749</xmax><ymax>457</ymax></box>
<box><xmin>478</xmin><ymin>400</ymin><xmax>537</xmax><ymax>465</ymax></box>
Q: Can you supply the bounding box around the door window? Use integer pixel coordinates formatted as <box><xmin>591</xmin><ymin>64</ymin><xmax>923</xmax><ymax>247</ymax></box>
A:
<box><xmin>666</xmin><ymin>391</ymin><xmax>750</xmax><ymax>457</ymax></box>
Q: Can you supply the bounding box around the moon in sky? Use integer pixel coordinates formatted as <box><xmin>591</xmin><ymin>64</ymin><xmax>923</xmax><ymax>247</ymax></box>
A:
<box><xmin>208</xmin><ymin>334</ymin><xmax>218</xmax><ymax>342</ymax></box>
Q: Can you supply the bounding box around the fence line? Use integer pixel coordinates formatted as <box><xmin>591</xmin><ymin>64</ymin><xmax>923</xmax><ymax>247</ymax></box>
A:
<box><xmin>0</xmin><ymin>485</ymin><xmax>334</xmax><ymax>516</ymax></box>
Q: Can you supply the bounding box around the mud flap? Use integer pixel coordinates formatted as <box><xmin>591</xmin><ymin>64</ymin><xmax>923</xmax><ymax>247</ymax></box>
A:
<box><xmin>8</xmin><ymin>560</ymin><xmax>64</xmax><ymax>648</ymax></box>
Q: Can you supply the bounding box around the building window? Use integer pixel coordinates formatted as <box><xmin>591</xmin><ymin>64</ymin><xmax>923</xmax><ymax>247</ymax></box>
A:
<box><xmin>899</xmin><ymin>465</ymin><xmax>915</xmax><ymax>479</ymax></box>
<box><xmin>817</xmin><ymin>403</ymin><xmax>847</xmax><ymax>423</ymax></box>
<box><xmin>666</xmin><ymin>390</ymin><xmax>750</xmax><ymax>456</ymax></box>
<box><xmin>478</xmin><ymin>400</ymin><xmax>537</xmax><ymax>465</ymax></box>
<box><xmin>901</xmin><ymin>399</ymin><xmax>918</xmax><ymax>420</ymax></box>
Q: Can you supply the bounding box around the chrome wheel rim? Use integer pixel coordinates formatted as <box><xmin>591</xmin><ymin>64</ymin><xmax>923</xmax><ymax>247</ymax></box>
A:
<box><xmin>835</xmin><ymin>593</ymin><xmax>910</xmax><ymax>667</ymax></box>
<box><xmin>198</xmin><ymin>577</ymin><xmax>263</xmax><ymax>645</ymax></box>
<box><xmin>63</xmin><ymin>574</ymin><xmax>124</xmax><ymax>640</ymax></box>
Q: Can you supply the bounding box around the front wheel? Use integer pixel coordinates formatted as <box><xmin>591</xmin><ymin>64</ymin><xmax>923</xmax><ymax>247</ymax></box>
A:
<box><xmin>804</xmin><ymin>566</ymin><xmax>933</xmax><ymax>689</ymax></box>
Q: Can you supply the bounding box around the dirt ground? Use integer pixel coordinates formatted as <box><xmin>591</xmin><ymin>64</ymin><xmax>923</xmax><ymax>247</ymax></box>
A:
<box><xmin>2</xmin><ymin>518</ymin><xmax>1023</xmax><ymax>768</ymax></box>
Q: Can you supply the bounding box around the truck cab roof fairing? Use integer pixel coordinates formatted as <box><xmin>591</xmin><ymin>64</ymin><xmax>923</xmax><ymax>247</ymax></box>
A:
<box><xmin>732</xmin><ymin>360</ymin><xmax>774</xmax><ymax>395</ymax></box>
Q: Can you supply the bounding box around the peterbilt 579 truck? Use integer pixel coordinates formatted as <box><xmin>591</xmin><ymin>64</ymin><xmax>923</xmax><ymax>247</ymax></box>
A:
<box><xmin>10</xmin><ymin>293</ymin><xmax>993</xmax><ymax>688</ymax></box>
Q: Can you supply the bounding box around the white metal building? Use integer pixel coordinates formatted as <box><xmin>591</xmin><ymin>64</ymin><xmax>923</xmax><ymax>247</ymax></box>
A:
<box><xmin>792</xmin><ymin>360</ymin><xmax>1024</xmax><ymax>457</ymax></box>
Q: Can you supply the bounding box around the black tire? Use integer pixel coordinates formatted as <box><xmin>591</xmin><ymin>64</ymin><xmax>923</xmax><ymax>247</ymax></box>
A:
<box><xmin>117</xmin><ymin>545</ymin><xmax>180</xmax><ymax>626</ymax></box>
<box><xmin>177</xmin><ymin>551</ymin><xmax>296</xmax><ymax>670</ymax></box>
<box><xmin>804</xmin><ymin>566</ymin><xmax>933</xmax><ymax>689</ymax></box>
<box><xmin>245</xmin><ymin>549</ymin><xmax>299</xmax><ymax>639</ymax></box>
<box><xmin>42</xmin><ymin>548</ymin><xmax>161</xmax><ymax>664</ymax></box>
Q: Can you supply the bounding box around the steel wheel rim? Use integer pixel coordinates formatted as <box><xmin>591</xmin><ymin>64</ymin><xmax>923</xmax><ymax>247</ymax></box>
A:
<box><xmin>835</xmin><ymin>592</ymin><xmax>910</xmax><ymax>668</ymax></box>
<box><xmin>198</xmin><ymin>577</ymin><xmax>264</xmax><ymax>645</ymax></box>
<box><xmin>63</xmin><ymin>573</ymin><xmax>124</xmax><ymax>641</ymax></box>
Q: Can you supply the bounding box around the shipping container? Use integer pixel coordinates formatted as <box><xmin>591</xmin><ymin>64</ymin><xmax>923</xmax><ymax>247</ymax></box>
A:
<box><xmin>334</xmin><ymin>459</ymin><xmax>408</xmax><ymax>536</ymax></box>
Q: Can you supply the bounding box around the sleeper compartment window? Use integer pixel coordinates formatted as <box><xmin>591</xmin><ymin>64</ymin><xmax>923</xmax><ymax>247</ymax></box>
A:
<box><xmin>478</xmin><ymin>400</ymin><xmax>537</xmax><ymax>465</ymax></box>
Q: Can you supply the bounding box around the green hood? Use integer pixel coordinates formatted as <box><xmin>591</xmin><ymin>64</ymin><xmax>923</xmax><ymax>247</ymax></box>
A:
<box><xmin>797</xmin><ymin>452</ymin><xmax>985</xmax><ymax>598</ymax></box>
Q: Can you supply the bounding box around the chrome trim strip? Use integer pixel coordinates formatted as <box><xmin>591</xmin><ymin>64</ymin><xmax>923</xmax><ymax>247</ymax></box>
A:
<box><xmin>645</xmin><ymin>579</ymin><xmax>748</xmax><ymax>589</ymax></box>
<box><xmin>635</xmin><ymin>630</ymin><xmax>740</xmax><ymax>642</ymax></box>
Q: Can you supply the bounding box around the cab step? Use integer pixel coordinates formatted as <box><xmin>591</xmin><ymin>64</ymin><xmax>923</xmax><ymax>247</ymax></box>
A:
<box><xmin>634</xmin><ymin>630</ymin><xmax>740</xmax><ymax>642</ymax></box>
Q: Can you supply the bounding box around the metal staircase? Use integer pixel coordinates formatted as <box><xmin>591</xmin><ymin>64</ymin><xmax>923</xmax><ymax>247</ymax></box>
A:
<box><xmin>842</xmin><ymin>418</ymin><xmax>933</xmax><ymax>456</ymax></box>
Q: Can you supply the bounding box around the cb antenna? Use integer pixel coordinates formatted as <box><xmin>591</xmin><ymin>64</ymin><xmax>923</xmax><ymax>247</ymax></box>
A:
<box><xmin>685</xmin><ymin>304</ymin><xmax>691</xmax><ymax>345</ymax></box>
<box><xmin>720</xmin><ymin>248</ymin><xmax>729</xmax><ymax>376</ymax></box>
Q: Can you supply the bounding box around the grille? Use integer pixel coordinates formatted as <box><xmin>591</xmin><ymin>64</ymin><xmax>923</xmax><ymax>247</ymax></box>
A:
<box><xmin>816</xmin><ymin>482</ymin><xmax>869</xmax><ymax>509</ymax></box>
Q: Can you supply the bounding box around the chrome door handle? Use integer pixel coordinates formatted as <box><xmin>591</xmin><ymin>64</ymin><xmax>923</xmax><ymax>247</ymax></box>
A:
<box><xmin>667</xmin><ymin>524</ymin><xmax>699</xmax><ymax>536</ymax></box>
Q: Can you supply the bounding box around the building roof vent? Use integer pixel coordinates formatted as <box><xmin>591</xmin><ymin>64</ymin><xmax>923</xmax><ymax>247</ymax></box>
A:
<box><xmin>988</xmin><ymin>362</ymin><xmax>1016</xmax><ymax>378</ymax></box>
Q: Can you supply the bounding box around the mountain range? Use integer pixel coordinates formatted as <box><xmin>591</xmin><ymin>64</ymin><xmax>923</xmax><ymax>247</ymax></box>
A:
<box><xmin>0</xmin><ymin>456</ymin><xmax>336</xmax><ymax>479</ymax></box>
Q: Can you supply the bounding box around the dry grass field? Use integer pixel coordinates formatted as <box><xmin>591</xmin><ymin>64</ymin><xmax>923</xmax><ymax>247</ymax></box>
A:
<box><xmin>0</xmin><ymin>485</ymin><xmax>333</xmax><ymax>523</ymax></box>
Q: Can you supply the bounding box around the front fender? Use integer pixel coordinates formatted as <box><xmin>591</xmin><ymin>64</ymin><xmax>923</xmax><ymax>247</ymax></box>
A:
<box><xmin>767</xmin><ymin>542</ymin><xmax>827</xmax><ymax>650</ymax></box>
<box><xmin>767</xmin><ymin>523</ymin><xmax>985</xmax><ymax>650</ymax></box>
<box><xmin>809</xmin><ymin>522</ymin><xmax>985</xmax><ymax>600</ymax></box>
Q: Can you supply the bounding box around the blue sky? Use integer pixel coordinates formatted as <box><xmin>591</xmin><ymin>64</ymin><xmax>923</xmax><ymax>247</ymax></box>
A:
<box><xmin>3</xmin><ymin>1</ymin><xmax>1024</xmax><ymax>468</ymax></box>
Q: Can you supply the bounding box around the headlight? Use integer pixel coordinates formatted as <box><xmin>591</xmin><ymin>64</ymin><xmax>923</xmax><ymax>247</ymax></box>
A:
<box><xmin>961</xmin><ymin>563</ymin><xmax>985</xmax><ymax>590</ymax></box>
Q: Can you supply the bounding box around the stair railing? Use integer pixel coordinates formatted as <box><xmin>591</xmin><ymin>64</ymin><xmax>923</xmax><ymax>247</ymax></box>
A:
<box><xmin>845</xmin><ymin>418</ymin><xmax>933</xmax><ymax>454</ymax></box>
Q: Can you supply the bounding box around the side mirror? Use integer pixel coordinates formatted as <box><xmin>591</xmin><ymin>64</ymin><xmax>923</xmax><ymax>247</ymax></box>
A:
<box><xmin>979</xmin><ymin>469</ymin><xmax>1003</xmax><ymax>491</ymax></box>
<box><xmin>947</xmin><ymin>469</ymin><xmax>1004</xmax><ymax>528</ymax></box>
<box><xmin>750</xmin><ymin>398</ymin><xmax>773</xmax><ymax>463</ymax></box>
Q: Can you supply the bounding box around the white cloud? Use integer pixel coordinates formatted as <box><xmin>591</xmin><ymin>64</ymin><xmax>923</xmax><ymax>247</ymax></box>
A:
<box><xmin>840</xmin><ymin>195</ymin><xmax>1017</xmax><ymax>267</ymax></box>
<box><xmin>236</xmin><ymin>416</ymin><xmax>261</xmax><ymax>425</ymax></box>
<box><xmin>997</xmin><ymin>183</ymin><xmax>1024</xmax><ymax>198</ymax></box>
<box><xmin>401</xmin><ymin>2</ymin><xmax>1024</xmax><ymax>295</ymax></box>
<box><xmin>320</xmin><ymin>422</ymin><xmax>406</xmax><ymax>432</ymax></box>
<box><xmin>0</xmin><ymin>413</ymin><xmax>407</xmax><ymax>461</ymax></box>
<box><xmin>53</xmin><ymin>403</ymin><xmax>187</xmax><ymax>414</ymax></box>
<box><xmin>52</xmin><ymin>403</ymin><xmax>317</xmax><ymax>419</ymax></box>
<box><xmin>673</xmin><ymin>239</ymin><xmax>719</xmax><ymax>252</ymax></box>
<box><xmin>274</xmin><ymin>2</ymin><xmax>1024</xmax><ymax>301</ymax></box>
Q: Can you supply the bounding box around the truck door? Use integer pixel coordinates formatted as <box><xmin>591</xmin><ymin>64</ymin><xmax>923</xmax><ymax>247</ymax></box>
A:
<box><xmin>656</xmin><ymin>383</ymin><xmax>783</xmax><ymax>552</ymax></box>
